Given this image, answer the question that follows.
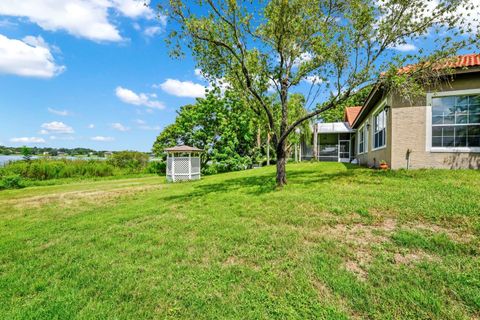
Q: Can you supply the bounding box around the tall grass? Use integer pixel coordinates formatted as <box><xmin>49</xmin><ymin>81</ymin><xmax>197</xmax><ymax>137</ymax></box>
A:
<box><xmin>0</xmin><ymin>159</ymin><xmax>122</xmax><ymax>181</ymax></box>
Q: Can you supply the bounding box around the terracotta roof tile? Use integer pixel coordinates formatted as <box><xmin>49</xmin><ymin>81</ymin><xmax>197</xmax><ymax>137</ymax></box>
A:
<box><xmin>397</xmin><ymin>53</ymin><xmax>480</xmax><ymax>74</ymax></box>
<box><xmin>344</xmin><ymin>106</ymin><xmax>362</xmax><ymax>126</ymax></box>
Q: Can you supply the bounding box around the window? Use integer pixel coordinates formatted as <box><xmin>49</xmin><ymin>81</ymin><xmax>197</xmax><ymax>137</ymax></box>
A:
<box><xmin>358</xmin><ymin>126</ymin><xmax>365</xmax><ymax>153</ymax></box>
<box><xmin>373</xmin><ymin>108</ymin><xmax>387</xmax><ymax>149</ymax></box>
<box><xmin>431</xmin><ymin>94</ymin><xmax>480</xmax><ymax>148</ymax></box>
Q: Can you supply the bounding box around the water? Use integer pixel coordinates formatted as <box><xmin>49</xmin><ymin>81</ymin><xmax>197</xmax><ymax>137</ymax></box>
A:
<box><xmin>0</xmin><ymin>155</ymin><xmax>34</xmax><ymax>167</ymax></box>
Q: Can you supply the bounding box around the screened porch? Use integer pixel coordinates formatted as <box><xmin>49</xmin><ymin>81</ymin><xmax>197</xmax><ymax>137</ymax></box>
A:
<box><xmin>300</xmin><ymin>122</ymin><xmax>355</xmax><ymax>162</ymax></box>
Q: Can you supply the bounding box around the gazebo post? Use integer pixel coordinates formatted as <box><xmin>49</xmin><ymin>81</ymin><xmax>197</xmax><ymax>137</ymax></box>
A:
<box><xmin>188</xmin><ymin>153</ymin><xmax>192</xmax><ymax>179</ymax></box>
<box><xmin>172</xmin><ymin>152</ymin><xmax>176</xmax><ymax>182</ymax></box>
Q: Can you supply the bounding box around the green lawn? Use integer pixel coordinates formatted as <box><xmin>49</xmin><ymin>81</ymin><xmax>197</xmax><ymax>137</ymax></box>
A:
<box><xmin>0</xmin><ymin>163</ymin><xmax>479</xmax><ymax>319</ymax></box>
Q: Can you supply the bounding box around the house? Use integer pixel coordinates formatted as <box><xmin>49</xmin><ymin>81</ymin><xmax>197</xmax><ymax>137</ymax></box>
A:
<box><xmin>301</xmin><ymin>54</ymin><xmax>480</xmax><ymax>169</ymax></box>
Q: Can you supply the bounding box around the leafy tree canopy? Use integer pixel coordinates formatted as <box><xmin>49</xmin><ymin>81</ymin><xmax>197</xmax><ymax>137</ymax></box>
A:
<box><xmin>152</xmin><ymin>90</ymin><xmax>261</xmax><ymax>174</ymax></box>
<box><xmin>319</xmin><ymin>86</ymin><xmax>372</xmax><ymax>123</ymax></box>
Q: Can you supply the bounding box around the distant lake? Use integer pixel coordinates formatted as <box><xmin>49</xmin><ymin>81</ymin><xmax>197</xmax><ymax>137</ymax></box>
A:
<box><xmin>0</xmin><ymin>155</ymin><xmax>35</xmax><ymax>167</ymax></box>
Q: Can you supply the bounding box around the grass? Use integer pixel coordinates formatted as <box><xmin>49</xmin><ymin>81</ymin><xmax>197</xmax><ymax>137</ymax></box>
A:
<box><xmin>0</xmin><ymin>162</ymin><xmax>479</xmax><ymax>319</ymax></box>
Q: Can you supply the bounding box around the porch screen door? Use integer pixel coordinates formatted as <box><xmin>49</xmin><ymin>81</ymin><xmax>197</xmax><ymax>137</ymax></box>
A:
<box><xmin>339</xmin><ymin>140</ymin><xmax>350</xmax><ymax>162</ymax></box>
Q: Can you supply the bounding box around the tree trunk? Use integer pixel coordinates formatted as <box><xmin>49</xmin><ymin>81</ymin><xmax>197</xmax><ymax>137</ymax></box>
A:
<box><xmin>312</xmin><ymin>123</ymin><xmax>318</xmax><ymax>160</ymax></box>
<box><xmin>257</xmin><ymin>127</ymin><xmax>261</xmax><ymax>148</ymax></box>
<box><xmin>266</xmin><ymin>132</ymin><xmax>270</xmax><ymax>166</ymax></box>
<box><xmin>276</xmin><ymin>140</ymin><xmax>287</xmax><ymax>187</ymax></box>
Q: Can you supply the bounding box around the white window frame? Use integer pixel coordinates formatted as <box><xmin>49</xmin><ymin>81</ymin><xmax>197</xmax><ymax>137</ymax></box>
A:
<box><xmin>426</xmin><ymin>88</ymin><xmax>480</xmax><ymax>153</ymax></box>
<box><xmin>371</xmin><ymin>100</ymin><xmax>387</xmax><ymax>151</ymax></box>
<box><xmin>357</xmin><ymin>124</ymin><xmax>367</xmax><ymax>154</ymax></box>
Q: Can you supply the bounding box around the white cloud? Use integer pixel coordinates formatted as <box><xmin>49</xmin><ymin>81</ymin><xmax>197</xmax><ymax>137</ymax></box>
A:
<box><xmin>303</xmin><ymin>75</ymin><xmax>324</xmax><ymax>84</ymax></box>
<box><xmin>116</xmin><ymin>86</ymin><xmax>165</xmax><ymax>109</ymax></box>
<box><xmin>293</xmin><ymin>52</ymin><xmax>313</xmax><ymax>67</ymax></box>
<box><xmin>391</xmin><ymin>43</ymin><xmax>417</xmax><ymax>52</ymax></box>
<box><xmin>111</xmin><ymin>122</ymin><xmax>130</xmax><ymax>131</ymax></box>
<box><xmin>134</xmin><ymin>119</ymin><xmax>160</xmax><ymax>130</ymax></box>
<box><xmin>49</xmin><ymin>135</ymin><xmax>74</xmax><ymax>140</ymax></box>
<box><xmin>139</xmin><ymin>125</ymin><xmax>161</xmax><ymax>131</ymax></box>
<box><xmin>87</xmin><ymin>124</ymin><xmax>95</xmax><ymax>129</ymax></box>
<box><xmin>144</xmin><ymin>26</ymin><xmax>162</xmax><ymax>37</ymax></box>
<box><xmin>10</xmin><ymin>137</ymin><xmax>46</xmax><ymax>144</ymax></box>
<box><xmin>0</xmin><ymin>34</ymin><xmax>65</xmax><ymax>78</ymax></box>
<box><xmin>194</xmin><ymin>68</ymin><xmax>204</xmax><ymax>79</ymax></box>
<box><xmin>156</xmin><ymin>79</ymin><xmax>206</xmax><ymax>98</ymax></box>
<box><xmin>112</xmin><ymin>0</ymin><xmax>153</xmax><ymax>19</ymax></box>
<box><xmin>0</xmin><ymin>0</ymin><xmax>156</xmax><ymax>42</ymax></box>
<box><xmin>91</xmin><ymin>136</ymin><xmax>114</xmax><ymax>142</ymax></box>
<box><xmin>132</xmin><ymin>22</ymin><xmax>141</xmax><ymax>31</ymax></box>
<box><xmin>48</xmin><ymin>107</ymin><xmax>70</xmax><ymax>116</ymax></box>
<box><xmin>41</xmin><ymin>121</ymin><xmax>74</xmax><ymax>134</ymax></box>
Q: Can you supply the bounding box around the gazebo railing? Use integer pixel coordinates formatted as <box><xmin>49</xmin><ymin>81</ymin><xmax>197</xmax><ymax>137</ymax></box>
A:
<box><xmin>166</xmin><ymin>156</ymin><xmax>201</xmax><ymax>181</ymax></box>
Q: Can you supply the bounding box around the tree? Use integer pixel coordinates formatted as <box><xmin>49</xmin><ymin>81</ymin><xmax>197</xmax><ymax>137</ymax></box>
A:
<box><xmin>152</xmin><ymin>90</ymin><xmax>260</xmax><ymax>173</ymax></box>
<box><xmin>319</xmin><ymin>86</ymin><xmax>372</xmax><ymax>123</ymax></box>
<box><xmin>21</xmin><ymin>146</ymin><xmax>32</xmax><ymax>161</ymax></box>
<box><xmin>159</xmin><ymin>0</ymin><xmax>476</xmax><ymax>186</ymax></box>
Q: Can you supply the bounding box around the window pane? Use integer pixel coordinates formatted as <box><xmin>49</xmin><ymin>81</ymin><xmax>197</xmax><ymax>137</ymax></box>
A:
<box><xmin>456</xmin><ymin>96</ymin><xmax>469</xmax><ymax>106</ymax></box>
<box><xmin>455</xmin><ymin>136</ymin><xmax>467</xmax><ymax>147</ymax></box>
<box><xmin>470</xmin><ymin>113</ymin><xmax>480</xmax><ymax>124</ymax></box>
<box><xmin>444</xmin><ymin>115</ymin><xmax>455</xmax><ymax>124</ymax></box>
<box><xmin>432</xmin><ymin>96</ymin><xmax>455</xmax><ymax>110</ymax></box>
<box><xmin>432</xmin><ymin>137</ymin><xmax>442</xmax><ymax>147</ymax></box>
<box><xmin>434</xmin><ymin>114</ymin><xmax>443</xmax><ymax>123</ymax></box>
<box><xmin>443</xmin><ymin>126</ymin><xmax>455</xmax><ymax>136</ymax></box>
<box><xmin>468</xmin><ymin>126</ymin><xmax>480</xmax><ymax>136</ymax></box>
<box><xmin>443</xmin><ymin>136</ymin><xmax>454</xmax><ymax>147</ymax></box>
<box><xmin>469</xmin><ymin>104</ymin><xmax>480</xmax><ymax>114</ymax></box>
<box><xmin>468</xmin><ymin>136</ymin><xmax>480</xmax><ymax>147</ymax></box>
<box><xmin>432</xmin><ymin>126</ymin><xmax>443</xmax><ymax>136</ymax></box>
<box><xmin>456</xmin><ymin>113</ymin><xmax>468</xmax><ymax>124</ymax></box>
<box><xmin>455</xmin><ymin>127</ymin><xmax>467</xmax><ymax>138</ymax></box>
<box><xmin>470</xmin><ymin>95</ymin><xmax>480</xmax><ymax>105</ymax></box>
<box><xmin>432</xmin><ymin>116</ymin><xmax>443</xmax><ymax>125</ymax></box>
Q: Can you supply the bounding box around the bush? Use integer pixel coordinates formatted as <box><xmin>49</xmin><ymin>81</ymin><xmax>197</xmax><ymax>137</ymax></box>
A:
<box><xmin>146</xmin><ymin>161</ymin><xmax>166</xmax><ymax>175</ymax></box>
<box><xmin>0</xmin><ymin>174</ymin><xmax>25</xmax><ymax>190</ymax></box>
<box><xmin>107</xmin><ymin>151</ymin><xmax>149</xmax><ymax>172</ymax></box>
<box><xmin>260</xmin><ymin>158</ymin><xmax>276</xmax><ymax>166</ymax></box>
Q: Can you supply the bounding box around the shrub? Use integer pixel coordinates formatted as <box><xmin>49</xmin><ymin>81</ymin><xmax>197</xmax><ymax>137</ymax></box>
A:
<box><xmin>0</xmin><ymin>174</ymin><xmax>25</xmax><ymax>190</ymax></box>
<box><xmin>107</xmin><ymin>151</ymin><xmax>149</xmax><ymax>172</ymax></box>
<box><xmin>146</xmin><ymin>161</ymin><xmax>166</xmax><ymax>175</ymax></box>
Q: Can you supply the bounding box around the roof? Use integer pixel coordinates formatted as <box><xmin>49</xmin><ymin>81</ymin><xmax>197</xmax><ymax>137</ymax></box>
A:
<box><xmin>352</xmin><ymin>53</ymin><xmax>480</xmax><ymax>128</ymax></box>
<box><xmin>397</xmin><ymin>54</ymin><xmax>480</xmax><ymax>74</ymax></box>
<box><xmin>316</xmin><ymin>122</ymin><xmax>354</xmax><ymax>133</ymax></box>
<box><xmin>344</xmin><ymin>106</ymin><xmax>362</xmax><ymax>126</ymax></box>
<box><xmin>164</xmin><ymin>145</ymin><xmax>203</xmax><ymax>152</ymax></box>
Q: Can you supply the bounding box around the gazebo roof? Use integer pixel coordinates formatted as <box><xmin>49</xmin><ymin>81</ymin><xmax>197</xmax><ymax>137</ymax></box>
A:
<box><xmin>164</xmin><ymin>145</ymin><xmax>203</xmax><ymax>153</ymax></box>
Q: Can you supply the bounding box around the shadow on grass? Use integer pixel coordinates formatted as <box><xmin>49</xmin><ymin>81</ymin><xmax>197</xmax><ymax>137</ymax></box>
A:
<box><xmin>161</xmin><ymin>163</ymin><xmax>366</xmax><ymax>202</ymax></box>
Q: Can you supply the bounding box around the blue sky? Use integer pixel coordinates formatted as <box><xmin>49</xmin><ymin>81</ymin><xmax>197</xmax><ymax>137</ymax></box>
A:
<box><xmin>0</xmin><ymin>0</ymin><xmax>210</xmax><ymax>152</ymax></box>
<box><xmin>0</xmin><ymin>0</ymin><xmax>477</xmax><ymax>152</ymax></box>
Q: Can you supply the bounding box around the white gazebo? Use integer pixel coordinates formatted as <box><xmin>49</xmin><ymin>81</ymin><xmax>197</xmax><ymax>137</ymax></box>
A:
<box><xmin>165</xmin><ymin>145</ymin><xmax>203</xmax><ymax>182</ymax></box>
